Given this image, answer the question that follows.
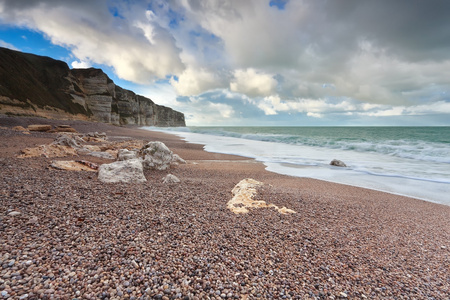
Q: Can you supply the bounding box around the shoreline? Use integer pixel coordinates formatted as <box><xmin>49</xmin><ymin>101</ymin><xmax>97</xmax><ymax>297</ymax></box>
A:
<box><xmin>1</xmin><ymin>116</ymin><xmax>449</xmax><ymax>299</ymax></box>
<box><xmin>144</xmin><ymin>126</ymin><xmax>450</xmax><ymax>206</ymax></box>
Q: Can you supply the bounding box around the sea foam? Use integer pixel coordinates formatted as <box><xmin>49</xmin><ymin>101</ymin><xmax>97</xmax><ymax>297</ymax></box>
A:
<box><xmin>143</xmin><ymin>126</ymin><xmax>450</xmax><ymax>206</ymax></box>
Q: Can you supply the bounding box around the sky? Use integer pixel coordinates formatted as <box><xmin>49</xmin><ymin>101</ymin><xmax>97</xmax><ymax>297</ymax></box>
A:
<box><xmin>1</xmin><ymin>0</ymin><xmax>450</xmax><ymax>126</ymax></box>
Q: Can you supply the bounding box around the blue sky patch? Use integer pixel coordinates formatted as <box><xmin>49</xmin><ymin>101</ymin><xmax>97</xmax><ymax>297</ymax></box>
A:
<box><xmin>0</xmin><ymin>26</ymin><xmax>71</xmax><ymax>61</ymax></box>
<box><xmin>269</xmin><ymin>0</ymin><xmax>288</xmax><ymax>10</ymax></box>
<box><xmin>168</xmin><ymin>8</ymin><xmax>183</xmax><ymax>29</ymax></box>
<box><xmin>176</xmin><ymin>96</ymin><xmax>191</xmax><ymax>103</ymax></box>
<box><xmin>108</xmin><ymin>5</ymin><xmax>125</xmax><ymax>19</ymax></box>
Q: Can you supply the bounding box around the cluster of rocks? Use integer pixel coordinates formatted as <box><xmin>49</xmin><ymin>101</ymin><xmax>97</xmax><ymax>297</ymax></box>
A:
<box><xmin>18</xmin><ymin>132</ymin><xmax>113</xmax><ymax>160</ymax></box>
<box><xmin>99</xmin><ymin>141</ymin><xmax>185</xmax><ymax>184</ymax></box>
<box><xmin>18</xmin><ymin>132</ymin><xmax>185</xmax><ymax>184</ymax></box>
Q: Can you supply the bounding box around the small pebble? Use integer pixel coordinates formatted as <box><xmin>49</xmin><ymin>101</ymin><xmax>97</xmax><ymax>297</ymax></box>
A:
<box><xmin>339</xmin><ymin>292</ymin><xmax>348</xmax><ymax>298</ymax></box>
<box><xmin>131</xmin><ymin>260</ymin><xmax>139</xmax><ymax>268</ymax></box>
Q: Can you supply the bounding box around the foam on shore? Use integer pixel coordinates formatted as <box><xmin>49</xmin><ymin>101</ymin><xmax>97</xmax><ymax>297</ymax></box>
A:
<box><xmin>144</xmin><ymin>127</ymin><xmax>450</xmax><ymax>206</ymax></box>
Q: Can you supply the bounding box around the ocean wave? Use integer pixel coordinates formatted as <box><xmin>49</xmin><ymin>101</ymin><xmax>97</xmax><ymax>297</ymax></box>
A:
<box><xmin>184</xmin><ymin>127</ymin><xmax>450</xmax><ymax>164</ymax></box>
<box><xmin>141</xmin><ymin>126</ymin><xmax>450</xmax><ymax>203</ymax></box>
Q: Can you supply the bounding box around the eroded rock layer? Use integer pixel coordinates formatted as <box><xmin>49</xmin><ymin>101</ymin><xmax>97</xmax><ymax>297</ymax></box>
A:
<box><xmin>0</xmin><ymin>47</ymin><xmax>185</xmax><ymax>127</ymax></box>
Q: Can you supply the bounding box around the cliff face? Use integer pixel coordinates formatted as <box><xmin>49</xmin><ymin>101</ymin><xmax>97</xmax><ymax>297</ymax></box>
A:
<box><xmin>0</xmin><ymin>47</ymin><xmax>185</xmax><ymax>127</ymax></box>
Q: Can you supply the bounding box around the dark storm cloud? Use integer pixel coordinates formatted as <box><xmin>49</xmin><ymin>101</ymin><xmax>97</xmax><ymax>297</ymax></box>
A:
<box><xmin>320</xmin><ymin>0</ymin><xmax>450</xmax><ymax>61</ymax></box>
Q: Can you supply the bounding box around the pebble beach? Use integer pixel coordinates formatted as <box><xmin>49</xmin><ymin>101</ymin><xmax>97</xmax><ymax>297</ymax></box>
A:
<box><xmin>0</xmin><ymin>116</ymin><xmax>449</xmax><ymax>299</ymax></box>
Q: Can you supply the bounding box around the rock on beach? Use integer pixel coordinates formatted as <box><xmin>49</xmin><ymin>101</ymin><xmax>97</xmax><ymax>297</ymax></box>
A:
<box><xmin>27</xmin><ymin>124</ymin><xmax>52</xmax><ymax>132</ymax></box>
<box><xmin>163</xmin><ymin>174</ymin><xmax>181</xmax><ymax>184</ymax></box>
<box><xmin>330</xmin><ymin>159</ymin><xmax>347</xmax><ymax>167</ymax></box>
<box><xmin>98</xmin><ymin>158</ymin><xmax>147</xmax><ymax>183</ymax></box>
<box><xmin>7</xmin><ymin>211</ymin><xmax>21</xmax><ymax>217</ymax></box>
<box><xmin>141</xmin><ymin>141</ymin><xmax>177</xmax><ymax>170</ymax></box>
<box><xmin>118</xmin><ymin>149</ymin><xmax>138</xmax><ymax>161</ymax></box>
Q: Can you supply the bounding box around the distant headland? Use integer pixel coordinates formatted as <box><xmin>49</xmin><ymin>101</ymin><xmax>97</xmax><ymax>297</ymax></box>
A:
<box><xmin>0</xmin><ymin>47</ymin><xmax>185</xmax><ymax>127</ymax></box>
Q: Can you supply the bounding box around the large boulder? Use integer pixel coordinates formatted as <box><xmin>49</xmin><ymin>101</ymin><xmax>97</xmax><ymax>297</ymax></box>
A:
<box><xmin>140</xmin><ymin>141</ymin><xmax>182</xmax><ymax>170</ymax></box>
<box><xmin>98</xmin><ymin>159</ymin><xmax>146</xmax><ymax>183</ymax></box>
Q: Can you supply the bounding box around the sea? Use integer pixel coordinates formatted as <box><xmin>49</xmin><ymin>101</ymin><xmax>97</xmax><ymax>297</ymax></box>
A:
<box><xmin>142</xmin><ymin>126</ymin><xmax>450</xmax><ymax>206</ymax></box>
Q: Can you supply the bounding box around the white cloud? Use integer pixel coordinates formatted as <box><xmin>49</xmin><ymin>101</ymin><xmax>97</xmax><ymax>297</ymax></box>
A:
<box><xmin>256</xmin><ymin>100</ymin><xmax>278</xmax><ymax>116</ymax></box>
<box><xmin>71</xmin><ymin>60</ymin><xmax>92</xmax><ymax>69</ymax></box>
<box><xmin>183</xmin><ymin>0</ymin><xmax>309</xmax><ymax>69</ymax></box>
<box><xmin>256</xmin><ymin>96</ymin><xmax>357</xmax><ymax>117</ymax></box>
<box><xmin>133</xmin><ymin>81</ymin><xmax>179</xmax><ymax>109</ymax></box>
<box><xmin>0</xmin><ymin>2</ymin><xmax>184</xmax><ymax>84</ymax></box>
<box><xmin>359</xmin><ymin>101</ymin><xmax>450</xmax><ymax>117</ymax></box>
<box><xmin>253</xmin><ymin>94</ymin><xmax>450</xmax><ymax>120</ymax></box>
<box><xmin>406</xmin><ymin>101</ymin><xmax>450</xmax><ymax>115</ymax></box>
<box><xmin>170</xmin><ymin>67</ymin><xmax>226</xmax><ymax>96</ymax></box>
<box><xmin>230</xmin><ymin>68</ymin><xmax>277</xmax><ymax>97</ymax></box>
<box><xmin>0</xmin><ymin>39</ymin><xmax>18</xmax><ymax>50</ymax></box>
<box><xmin>361</xmin><ymin>106</ymin><xmax>405</xmax><ymax>117</ymax></box>
<box><xmin>307</xmin><ymin>112</ymin><xmax>323</xmax><ymax>118</ymax></box>
<box><xmin>332</xmin><ymin>40</ymin><xmax>450</xmax><ymax>105</ymax></box>
<box><xmin>179</xmin><ymin>96</ymin><xmax>235</xmax><ymax>126</ymax></box>
<box><xmin>210</xmin><ymin>102</ymin><xmax>234</xmax><ymax>119</ymax></box>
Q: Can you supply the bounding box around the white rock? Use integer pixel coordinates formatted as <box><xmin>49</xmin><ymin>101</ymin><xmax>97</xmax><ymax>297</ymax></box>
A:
<box><xmin>171</xmin><ymin>154</ymin><xmax>186</xmax><ymax>165</ymax></box>
<box><xmin>163</xmin><ymin>174</ymin><xmax>181</xmax><ymax>184</ymax></box>
<box><xmin>131</xmin><ymin>260</ymin><xmax>139</xmax><ymax>268</ymax></box>
<box><xmin>52</xmin><ymin>134</ymin><xmax>82</xmax><ymax>148</ymax></box>
<box><xmin>8</xmin><ymin>211</ymin><xmax>21</xmax><ymax>217</ymax></box>
<box><xmin>86</xmin><ymin>132</ymin><xmax>107</xmax><ymax>138</ymax></box>
<box><xmin>98</xmin><ymin>159</ymin><xmax>146</xmax><ymax>183</ymax></box>
<box><xmin>140</xmin><ymin>141</ymin><xmax>175</xmax><ymax>171</ymax></box>
<box><xmin>339</xmin><ymin>292</ymin><xmax>348</xmax><ymax>298</ymax></box>
<box><xmin>88</xmin><ymin>151</ymin><xmax>115</xmax><ymax>159</ymax></box>
<box><xmin>228</xmin><ymin>178</ymin><xmax>296</xmax><ymax>214</ymax></box>
<box><xmin>118</xmin><ymin>149</ymin><xmax>138</xmax><ymax>161</ymax></box>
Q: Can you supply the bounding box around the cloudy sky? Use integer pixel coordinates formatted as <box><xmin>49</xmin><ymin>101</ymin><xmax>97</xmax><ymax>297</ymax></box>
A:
<box><xmin>1</xmin><ymin>0</ymin><xmax>450</xmax><ymax>126</ymax></box>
